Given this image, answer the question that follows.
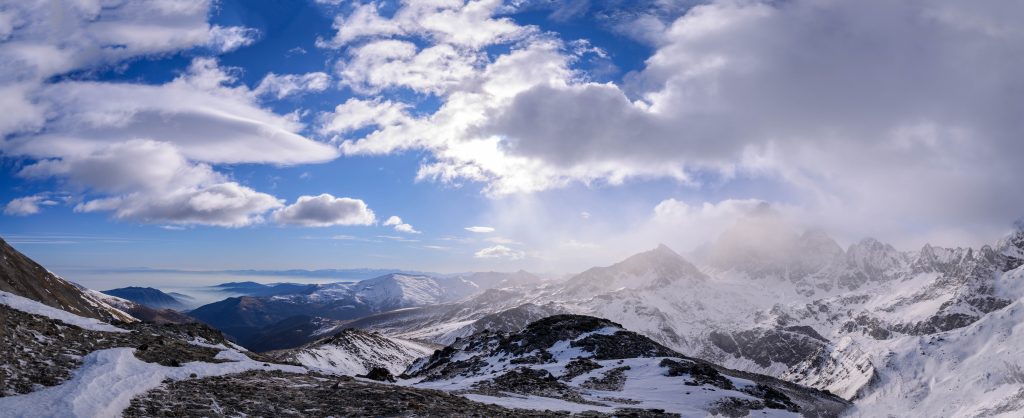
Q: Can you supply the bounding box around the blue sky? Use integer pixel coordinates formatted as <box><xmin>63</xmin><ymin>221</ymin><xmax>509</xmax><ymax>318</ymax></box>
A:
<box><xmin>2</xmin><ymin>0</ymin><xmax>1022</xmax><ymax>278</ymax></box>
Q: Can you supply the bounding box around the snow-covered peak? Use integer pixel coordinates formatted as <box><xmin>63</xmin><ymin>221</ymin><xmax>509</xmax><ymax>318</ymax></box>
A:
<box><xmin>845</xmin><ymin>238</ymin><xmax>906</xmax><ymax>271</ymax></box>
<box><xmin>350</xmin><ymin>274</ymin><xmax>455</xmax><ymax>309</ymax></box>
<box><xmin>996</xmin><ymin>222</ymin><xmax>1024</xmax><ymax>270</ymax></box>
<box><xmin>560</xmin><ymin>244</ymin><xmax>705</xmax><ymax>295</ymax></box>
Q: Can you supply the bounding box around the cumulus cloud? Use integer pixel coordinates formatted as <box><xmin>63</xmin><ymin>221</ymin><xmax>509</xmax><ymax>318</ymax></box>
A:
<box><xmin>474</xmin><ymin>245</ymin><xmax>524</xmax><ymax>260</ymax></box>
<box><xmin>207</xmin><ymin>25</ymin><xmax>259</xmax><ymax>53</ymax></box>
<box><xmin>318</xmin><ymin>98</ymin><xmax>411</xmax><ymax>138</ymax></box>
<box><xmin>384</xmin><ymin>215</ymin><xmax>420</xmax><ymax>234</ymax></box>
<box><xmin>273</xmin><ymin>194</ymin><xmax>376</xmax><ymax>227</ymax></box>
<box><xmin>465</xmin><ymin>226</ymin><xmax>495</xmax><ymax>233</ymax></box>
<box><xmin>254</xmin><ymin>72</ymin><xmax>331</xmax><ymax>99</ymax></box>
<box><xmin>318</xmin><ymin>0</ymin><xmax>530</xmax><ymax>49</ymax></box>
<box><xmin>4</xmin><ymin>195</ymin><xmax>58</xmax><ymax>216</ymax></box>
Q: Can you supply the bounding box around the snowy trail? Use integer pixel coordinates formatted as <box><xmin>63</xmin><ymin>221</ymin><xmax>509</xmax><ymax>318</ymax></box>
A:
<box><xmin>0</xmin><ymin>347</ymin><xmax>306</xmax><ymax>418</ymax></box>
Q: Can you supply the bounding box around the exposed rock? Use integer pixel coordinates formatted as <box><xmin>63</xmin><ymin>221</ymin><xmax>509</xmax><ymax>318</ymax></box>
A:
<box><xmin>561</xmin><ymin>357</ymin><xmax>602</xmax><ymax>381</ymax></box>
<box><xmin>581</xmin><ymin>366</ymin><xmax>630</xmax><ymax>391</ymax></box>
<box><xmin>472</xmin><ymin>368</ymin><xmax>592</xmax><ymax>404</ymax></box>
<box><xmin>659</xmin><ymin>358</ymin><xmax>733</xmax><ymax>390</ymax></box>
<box><xmin>358</xmin><ymin>367</ymin><xmax>396</xmax><ymax>382</ymax></box>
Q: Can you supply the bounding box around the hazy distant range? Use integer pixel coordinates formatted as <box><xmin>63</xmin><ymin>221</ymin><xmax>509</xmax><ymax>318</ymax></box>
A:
<box><xmin>53</xmin><ymin>267</ymin><xmax>440</xmax><ymax>306</ymax></box>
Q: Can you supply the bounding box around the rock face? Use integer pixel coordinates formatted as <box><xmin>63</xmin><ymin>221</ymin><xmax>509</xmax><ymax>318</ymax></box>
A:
<box><xmin>407</xmin><ymin>314</ymin><xmax>850</xmax><ymax>417</ymax></box>
<box><xmin>0</xmin><ymin>237</ymin><xmax>134</xmax><ymax>323</ymax></box>
<box><xmin>266</xmin><ymin>328</ymin><xmax>435</xmax><ymax>376</ymax></box>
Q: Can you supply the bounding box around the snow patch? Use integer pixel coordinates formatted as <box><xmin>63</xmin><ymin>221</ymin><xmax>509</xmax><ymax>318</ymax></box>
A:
<box><xmin>0</xmin><ymin>290</ymin><xmax>127</xmax><ymax>333</ymax></box>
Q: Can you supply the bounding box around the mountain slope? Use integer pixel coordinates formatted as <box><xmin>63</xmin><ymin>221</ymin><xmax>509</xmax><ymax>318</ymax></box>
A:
<box><xmin>267</xmin><ymin>328</ymin><xmax>436</xmax><ymax>376</ymax></box>
<box><xmin>406</xmin><ymin>314</ymin><xmax>849</xmax><ymax>417</ymax></box>
<box><xmin>0</xmin><ymin>237</ymin><xmax>134</xmax><ymax>323</ymax></box>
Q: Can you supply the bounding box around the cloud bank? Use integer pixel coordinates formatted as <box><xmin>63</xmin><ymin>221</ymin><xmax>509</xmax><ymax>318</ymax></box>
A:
<box><xmin>321</xmin><ymin>0</ymin><xmax>1024</xmax><ymax>246</ymax></box>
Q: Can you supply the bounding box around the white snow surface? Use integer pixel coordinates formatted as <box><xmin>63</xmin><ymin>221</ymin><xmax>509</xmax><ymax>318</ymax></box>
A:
<box><xmin>851</xmin><ymin>294</ymin><xmax>1024</xmax><ymax>417</ymax></box>
<box><xmin>0</xmin><ymin>290</ymin><xmax>127</xmax><ymax>333</ymax></box>
<box><xmin>0</xmin><ymin>347</ymin><xmax>306</xmax><ymax>418</ymax></box>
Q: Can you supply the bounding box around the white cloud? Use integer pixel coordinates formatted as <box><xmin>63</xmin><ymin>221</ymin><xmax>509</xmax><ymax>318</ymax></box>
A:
<box><xmin>486</xmin><ymin>237</ymin><xmax>520</xmax><ymax>245</ymax></box>
<box><xmin>207</xmin><ymin>25</ymin><xmax>259</xmax><ymax>53</ymax></box>
<box><xmin>5</xmin><ymin>58</ymin><xmax>338</xmax><ymax>165</ymax></box>
<box><xmin>318</xmin><ymin>0</ymin><xmax>530</xmax><ymax>49</ymax></box>
<box><xmin>4</xmin><ymin>195</ymin><xmax>58</xmax><ymax>216</ymax></box>
<box><xmin>20</xmin><ymin>140</ymin><xmax>283</xmax><ymax>227</ymax></box>
<box><xmin>273</xmin><ymin>194</ymin><xmax>376</xmax><ymax>227</ymax></box>
<box><xmin>74</xmin><ymin>182</ymin><xmax>282</xmax><ymax>228</ymax></box>
<box><xmin>465</xmin><ymin>226</ymin><xmax>495</xmax><ymax>233</ymax></box>
<box><xmin>319</xmin><ymin>98</ymin><xmax>412</xmax><ymax>137</ymax></box>
<box><xmin>336</xmin><ymin>40</ymin><xmax>484</xmax><ymax>96</ymax></box>
<box><xmin>0</xmin><ymin>0</ymin><xmax>256</xmax><ymax>84</ymax></box>
<box><xmin>254</xmin><ymin>72</ymin><xmax>331</xmax><ymax>99</ymax></box>
<box><xmin>384</xmin><ymin>215</ymin><xmax>420</xmax><ymax>234</ymax></box>
<box><xmin>474</xmin><ymin>244</ymin><xmax>524</xmax><ymax>260</ymax></box>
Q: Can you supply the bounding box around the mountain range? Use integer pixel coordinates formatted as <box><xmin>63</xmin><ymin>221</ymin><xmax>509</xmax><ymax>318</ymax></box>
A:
<box><xmin>1</xmin><ymin>217</ymin><xmax>1023</xmax><ymax>416</ymax></box>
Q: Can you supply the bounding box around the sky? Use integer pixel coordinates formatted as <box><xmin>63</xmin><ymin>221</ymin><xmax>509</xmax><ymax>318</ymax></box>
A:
<box><xmin>1</xmin><ymin>0</ymin><xmax>1022</xmax><ymax>277</ymax></box>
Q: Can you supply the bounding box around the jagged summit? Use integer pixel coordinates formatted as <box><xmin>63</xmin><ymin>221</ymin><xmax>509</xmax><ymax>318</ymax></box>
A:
<box><xmin>997</xmin><ymin>220</ymin><xmax>1024</xmax><ymax>269</ymax></box>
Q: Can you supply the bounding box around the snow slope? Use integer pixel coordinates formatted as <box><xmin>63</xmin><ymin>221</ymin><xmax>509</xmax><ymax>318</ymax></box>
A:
<box><xmin>0</xmin><ymin>346</ymin><xmax>305</xmax><ymax>418</ymax></box>
<box><xmin>0</xmin><ymin>290</ymin><xmax>127</xmax><ymax>333</ymax></box>
<box><xmin>850</xmin><ymin>268</ymin><xmax>1024</xmax><ymax>417</ymax></box>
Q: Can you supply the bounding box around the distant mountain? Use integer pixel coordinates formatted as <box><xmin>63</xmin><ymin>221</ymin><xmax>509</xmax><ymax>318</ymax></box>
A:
<box><xmin>89</xmin><ymin>290</ymin><xmax>195</xmax><ymax>325</ymax></box>
<box><xmin>190</xmin><ymin>273</ymin><xmax>481</xmax><ymax>349</ymax></box>
<box><xmin>266</xmin><ymin>328</ymin><xmax>435</xmax><ymax>376</ymax></box>
<box><xmin>102</xmin><ymin>287</ymin><xmax>188</xmax><ymax>310</ymax></box>
<box><xmin>338</xmin><ymin>288</ymin><xmax>565</xmax><ymax>345</ymax></box>
<box><xmin>560</xmin><ymin>243</ymin><xmax>706</xmax><ymax>296</ymax></box>
<box><xmin>451</xmin><ymin>270</ymin><xmax>542</xmax><ymax>289</ymax></box>
<box><xmin>407</xmin><ymin>314</ymin><xmax>850</xmax><ymax>416</ymax></box>
<box><xmin>209</xmin><ymin>281</ymin><xmax>318</xmax><ymax>297</ymax></box>
<box><xmin>0</xmin><ymin>237</ymin><xmax>134</xmax><ymax>323</ymax></box>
